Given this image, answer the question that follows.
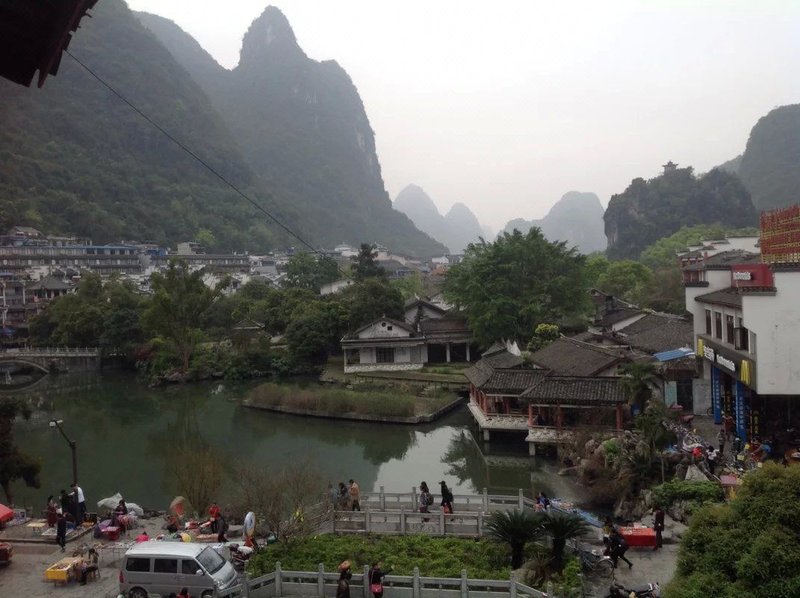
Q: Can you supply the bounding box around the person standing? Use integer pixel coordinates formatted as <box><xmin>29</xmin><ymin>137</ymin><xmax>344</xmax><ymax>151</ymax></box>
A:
<box><xmin>79</xmin><ymin>548</ymin><xmax>99</xmax><ymax>585</ymax></box>
<box><xmin>653</xmin><ymin>506</ymin><xmax>665</xmax><ymax>551</ymax></box>
<box><xmin>46</xmin><ymin>495</ymin><xmax>58</xmax><ymax>527</ymax></box>
<box><xmin>59</xmin><ymin>489</ymin><xmax>71</xmax><ymax>517</ymax></box>
<box><xmin>723</xmin><ymin>412</ymin><xmax>735</xmax><ymax>440</ymax></box>
<box><xmin>208</xmin><ymin>501</ymin><xmax>220</xmax><ymax>534</ymax></box>
<box><xmin>718</xmin><ymin>428</ymin><xmax>726</xmax><ymax>456</ymax></box>
<box><xmin>337</xmin><ymin>561</ymin><xmax>352</xmax><ymax>598</ymax></box>
<box><xmin>71</xmin><ymin>482</ymin><xmax>86</xmax><ymax>522</ymax></box>
<box><xmin>439</xmin><ymin>481</ymin><xmax>454</xmax><ymax>514</ymax></box>
<box><xmin>328</xmin><ymin>484</ymin><xmax>339</xmax><ymax>510</ymax></box>
<box><xmin>707</xmin><ymin>446</ymin><xmax>718</xmax><ymax>475</ymax></box>
<box><xmin>349</xmin><ymin>479</ymin><xmax>361</xmax><ymax>512</ymax></box>
<box><xmin>338</xmin><ymin>482</ymin><xmax>349</xmax><ymax>510</ymax></box>
<box><xmin>56</xmin><ymin>511</ymin><xmax>67</xmax><ymax>552</ymax></box>
<box><xmin>369</xmin><ymin>561</ymin><xmax>390</xmax><ymax>598</ymax></box>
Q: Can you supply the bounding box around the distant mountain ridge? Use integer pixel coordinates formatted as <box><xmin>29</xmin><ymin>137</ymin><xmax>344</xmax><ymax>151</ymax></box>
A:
<box><xmin>393</xmin><ymin>184</ymin><xmax>484</xmax><ymax>253</ymax></box>
<box><xmin>137</xmin><ymin>8</ymin><xmax>446</xmax><ymax>256</ymax></box>
<box><xmin>501</xmin><ymin>191</ymin><xmax>606</xmax><ymax>253</ymax></box>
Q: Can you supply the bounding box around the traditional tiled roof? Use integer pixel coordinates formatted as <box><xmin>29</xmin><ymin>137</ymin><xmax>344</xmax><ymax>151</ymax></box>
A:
<box><xmin>600</xmin><ymin>307</ymin><xmax>643</xmax><ymax>327</ymax></box>
<box><xmin>419</xmin><ymin>318</ymin><xmax>470</xmax><ymax>334</ymax></box>
<box><xmin>403</xmin><ymin>297</ymin><xmax>448</xmax><ymax>315</ymax></box>
<box><xmin>682</xmin><ymin>250</ymin><xmax>760</xmax><ymax>271</ymax></box>
<box><xmin>694</xmin><ymin>287</ymin><xmax>743</xmax><ymax>309</ymax></box>
<box><xmin>27</xmin><ymin>276</ymin><xmax>70</xmax><ymax>291</ymax></box>
<box><xmin>529</xmin><ymin>337</ymin><xmax>627</xmax><ymax>376</ymax></box>
<box><xmin>521</xmin><ymin>376</ymin><xmax>627</xmax><ymax>406</ymax></box>
<box><xmin>613</xmin><ymin>313</ymin><xmax>694</xmax><ymax>354</ymax></box>
<box><xmin>482</xmin><ymin>369</ymin><xmax>546</xmax><ymax>394</ymax></box>
<box><xmin>464</xmin><ymin>361</ymin><xmax>495</xmax><ymax>387</ymax></box>
<box><xmin>345</xmin><ymin>317</ymin><xmax>418</xmax><ymax>339</ymax></box>
<box><xmin>483</xmin><ymin>349</ymin><xmax>524</xmax><ymax>369</ymax></box>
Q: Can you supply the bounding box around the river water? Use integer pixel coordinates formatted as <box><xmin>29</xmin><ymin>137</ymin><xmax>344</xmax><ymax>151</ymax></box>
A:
<box><xmin>7</xmin><ymin>372</ymin><xmax>583</xmax><ymax>511</ymax></box>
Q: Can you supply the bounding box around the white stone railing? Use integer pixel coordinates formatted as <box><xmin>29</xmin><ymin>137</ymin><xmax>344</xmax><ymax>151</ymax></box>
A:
<box><xmin>1</xmin><ymin>347</ymin><xmax>99</xmax><ymax>356</ymax></box>
<box><xmin>216</xmin><ymin>562</ymin><xmax>549</xmax><ymax>598</ymax></box>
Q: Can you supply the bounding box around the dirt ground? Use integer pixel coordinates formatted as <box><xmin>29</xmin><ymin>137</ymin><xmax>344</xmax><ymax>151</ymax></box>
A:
<box><xmin>0</xmin><ymin>516</ymin><xmax>167</xmax><ymax>598</ymax></box>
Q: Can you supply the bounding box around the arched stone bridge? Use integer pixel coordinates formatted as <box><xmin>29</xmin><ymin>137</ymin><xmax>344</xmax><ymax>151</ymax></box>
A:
<box><xmin>0</xmin><ymin>347</ymin><xmax>101</xmax><ymax>373</ymax></box>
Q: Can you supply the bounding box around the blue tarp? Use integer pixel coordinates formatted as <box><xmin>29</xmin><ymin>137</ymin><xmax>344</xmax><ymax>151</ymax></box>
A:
<box><xmin>653</xmin><ymin>347</ymin><xmax>695</xmax><ymax>362</ymax></box>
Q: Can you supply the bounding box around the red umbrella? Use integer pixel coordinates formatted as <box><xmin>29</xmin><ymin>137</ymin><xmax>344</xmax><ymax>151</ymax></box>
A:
<box><xmin>0</xmin><ymin>504</ymin><xmax>13</xmax><ymax>524</ymax></box>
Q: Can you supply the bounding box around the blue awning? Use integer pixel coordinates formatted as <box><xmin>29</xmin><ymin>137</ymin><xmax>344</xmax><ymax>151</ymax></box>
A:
<box><xmin>654</xmin><ymin>347</ymin><xmax>695</xmax><ymax>362</ymax></box>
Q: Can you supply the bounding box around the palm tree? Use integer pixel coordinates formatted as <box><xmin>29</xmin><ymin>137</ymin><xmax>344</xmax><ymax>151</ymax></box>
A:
<box><xmin>619</xmin><ymin>362</ymin><xmax>660</xmax><ymax>415</ymax></box>
<box><xmin>486</xmin><ymin>509</ymin><xmax>544</xmax><ymax>569</ymax></box>
<box><xmin>540</xmin><ymin>512</ymin><xmax>591</xmax><ymax>571</ymax></box>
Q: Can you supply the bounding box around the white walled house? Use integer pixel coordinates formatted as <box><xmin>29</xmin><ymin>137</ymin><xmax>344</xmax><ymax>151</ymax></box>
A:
<box><xmin>684</xmin><ymin>210</ymin><xmax>800</xmax><ymax>444</ymax></box>
<box><xmin>341</xmin><ymin>318</ymin><xmax>427</xmax><ymax>373</ymax></box>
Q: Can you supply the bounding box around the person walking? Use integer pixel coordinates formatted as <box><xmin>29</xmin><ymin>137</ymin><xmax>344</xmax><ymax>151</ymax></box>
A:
<box><xmin>439</xmin><ymin>481</ymin><xmax>454</xmax><ymax>514</ymax></box>
<box><xmin>608</xmin><ymin>529</ymin><xmax>633</xmax><ymax>569</ymax></box>
<box><xmin>419</xmin><ymin>482</ymin><xmax>433</xmax><ymax>513</ymax></box>
<box><xmin>369</xmin><ymin>560</ymin><xmax>391</xmax><ymax>598</ymax></box>
<box><xmin>336</xmin><ymin>561</ymin><xmax>352</xmax><ymax>598</ymax></box>
<box><xmin>216</xmin><ymin>514</ymin><xmax>229</xmax><ymax>543</ymax></box>
<box><xmin>653</xmin><ymin>506</ymin><xmax>665</xmax><ymax>550</ymax></box>
<box><xmin>56</xmin><ymin>511</ymin><xmax>67</xmax><ymax>552</ymax></box>
<box><xmin>349</xmin><ymin>479</ymin><xmax>361</xmax><ymax>511</ymax></box>
<box><xmin>718</xmin><ymin>428</ymin><xmax>726</xmax><ymax>456</ymax></box>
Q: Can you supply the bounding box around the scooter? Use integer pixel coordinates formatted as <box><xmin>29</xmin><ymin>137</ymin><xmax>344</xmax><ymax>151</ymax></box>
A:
<box><xmin>605</xmin><ymin>581</ymin><xmax>661</xmax><ymax>598</ymax></box>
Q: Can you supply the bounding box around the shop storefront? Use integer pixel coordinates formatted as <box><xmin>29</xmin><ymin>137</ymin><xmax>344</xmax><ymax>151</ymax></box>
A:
<box><xmin>699</xmin><ymin>337</ymin><xmax>758</xmax><ymax>441</ymax></box>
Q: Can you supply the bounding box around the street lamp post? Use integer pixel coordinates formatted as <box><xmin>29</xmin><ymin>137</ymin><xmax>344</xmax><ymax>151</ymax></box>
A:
<box><xmin>49</xmin><ymin>419</ymin><xmax>78</xmax><ymax>486</ymax></box>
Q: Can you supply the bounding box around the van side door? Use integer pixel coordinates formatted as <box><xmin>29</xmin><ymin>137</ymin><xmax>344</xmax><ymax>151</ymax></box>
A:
<box><xmin>179</xmin><ymin>558</ymin><xmax>208</xmax><ymax>595</ymax></box>
<box><xmin>153</xmin><ymin>557</ymin><xmax>180</xmax><ymax>591</ymax></box>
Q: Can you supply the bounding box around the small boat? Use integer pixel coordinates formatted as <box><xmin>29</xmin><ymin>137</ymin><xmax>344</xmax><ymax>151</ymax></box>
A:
<box><xmin>549</xmin><ymin>499</ymin><xmax>603</xmax><ymax>528</ymax></box>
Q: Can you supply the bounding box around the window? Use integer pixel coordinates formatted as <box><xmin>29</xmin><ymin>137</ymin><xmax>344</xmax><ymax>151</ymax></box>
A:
<box><xmin>705</xmin><ymin>310</ymin><xmax>712</xmax><ymax>335</ymax></box>
<box><xmin>714</xmin><ymin>311</ymin><xmax>722</xmax><ymax>339</ymax></box>
<box><xmin>153</xmin><ymin>558</ymin><xmax>178</xmax><ymax>574</ymax></box>
<box><xmin>735</xmin><ymin>317</ymin><xmax>749</xmax><ymax>352</ymax></box>
<box><xmin>726</xmin><ymin>315</ymin><xmax>735</xmax><ymax>344</ymax></box>
<box><xmin>126</xmin><ymin>558</ymin><xmax>151</xmax><ymax>572</ymax></box>
<box><xmin>376</xmin><ymin>347</ymin><xmax>395</xmax><ymax>363</ymax></box>
<box><xmin>182</xmin><ymin>560</ymin><xmax>201</xmax><ymax>575</ymax></box>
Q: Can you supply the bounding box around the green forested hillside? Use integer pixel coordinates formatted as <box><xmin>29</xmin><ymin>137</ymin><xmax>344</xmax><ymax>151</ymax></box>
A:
<box><xmin>603</xmin><ymin>166</ymin><xmax>757</xmax><ymax>259</ymax></box>
<box><xmin>136</xmin><ymin>7</ymin><xmax>447</xmax><ymax>256</ymax></box>
<box><xmin>738</xmin><ymin>104</ymin><xmax>800</xmax><ymax>212</ymax></box>
<box><xmin>0</xmin><ymin>0</ymin><xmax>445</xmax><ymax>255</ymax></box>
<box><xmin>0</xmin><ymin>0</ymin><xmax>297</xmax><ymax>251</ymax></box>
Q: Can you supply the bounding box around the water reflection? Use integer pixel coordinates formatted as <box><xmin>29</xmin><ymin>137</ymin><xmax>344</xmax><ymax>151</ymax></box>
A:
<box><xmin>10</xmin><ymin>373</ymin><xmax>586</xmax><ymax>511</ymax></box>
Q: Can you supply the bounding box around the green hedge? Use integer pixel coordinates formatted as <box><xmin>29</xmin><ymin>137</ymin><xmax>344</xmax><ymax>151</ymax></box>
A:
<box><xmin>248</xmin><ymin>534</ymin><xmax>510</xmax><ymax>579</ymax></box>
<box><xmin>651</xmin><ymin>480</ymin><xmax>724</xmax><ymax>507</ymax></box>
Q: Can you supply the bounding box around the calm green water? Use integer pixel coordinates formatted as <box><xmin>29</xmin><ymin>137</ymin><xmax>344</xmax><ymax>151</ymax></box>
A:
<box><xmin>7</xmin><ymin>372</ymin><xmax>582</xmax><ymax>511</ymax></box>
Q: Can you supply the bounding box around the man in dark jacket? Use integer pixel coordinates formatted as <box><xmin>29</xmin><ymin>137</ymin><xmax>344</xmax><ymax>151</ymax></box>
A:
<box><xmin>56</xmin><ymin>512</ymin><xmax>67</xmax><ymax>552</ymax></box>
<box><xmin>653</xmin><ymin>506</ymin><xmax>665</xmax><ymax>550</ymax></box>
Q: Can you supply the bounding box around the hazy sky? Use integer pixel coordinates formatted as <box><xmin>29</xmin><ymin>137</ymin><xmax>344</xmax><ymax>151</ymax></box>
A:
<box><xmin>126</xmin><ymin>0</ymin><xmax>800</xmax><ymax>231</ymax></box>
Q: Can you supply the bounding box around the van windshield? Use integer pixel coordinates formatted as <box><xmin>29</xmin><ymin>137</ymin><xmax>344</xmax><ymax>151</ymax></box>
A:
<box><xmin>197</xmin><ymin>547</ymin><xmax>226</xmax><ymax>575</ymax></box>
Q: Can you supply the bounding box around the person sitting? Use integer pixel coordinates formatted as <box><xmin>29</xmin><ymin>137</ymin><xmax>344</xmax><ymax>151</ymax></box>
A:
<box><xmin>112</xmin><ymin>500</ymin><xmax>129</xmax><ymax>533</ymax></box>
<box><xmin>177</xmin><ymin>587</ymin><xmax>191</xmax><ymax>598</ymax></box>
<box><xmin>79</xmin><ymin>548</ymin><xmax>99</xmax><ymax>585</ymax></box>
<box><xmin>166</xmin><ymin>513</ymin><xmax>180</xmax><ymax>534</ymax></box>
<box><xmin>135</xmin><ymin>531</ymin><xmax>149</xmax><ymax>543</ymax></box>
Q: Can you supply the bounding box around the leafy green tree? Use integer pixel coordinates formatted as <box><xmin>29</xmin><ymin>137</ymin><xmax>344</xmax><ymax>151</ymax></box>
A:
<box><xmin>527</xmin><ymin>324</ymin><xmax>560</xmax><ymax>352</ymax></box>
<box><xmin>620</xmin><ymin>362</ymin><xmax>659</xmax><ymax>414</ymax></box>
<box><xmin>634</xmin><ymin>398</ymin><xmax>675</xmax><ymax>482</ymax></box>
<box><xmin>583</xmin><ymin>253</ymin><xmax>610</xmax><ymax>289</ymax></box>
<box><xmin>540</xmin><ymin>512</ymin><xmax>591</xmax><ymax>571</ymax></box>
<box><xmin>195</xmin><ymin>228</ymin><xmax>217</xmax><ymax>251</ymax></box>
<box><xmin>0</xmin><ymin>399</ymin><xmax>41</xmax><ymax>504</ymax></box>
<box><xmin>341</xmin><ymin>278</ymin><xmax>404</xmax><ymax>331</ymax></box>
<box><xmin>143</xmin><ymin>260</ymin><xmax>228</xmax><ymax>371</ymax></box>
<box><xmin>351</xmin><ymin>243</ymin><xmax>385</xmax><ymax>281</ymax></box>
<box><xmin>391</xmin><ymin>270</ymin><xmax>425</xmax><ymax>301</ymax></box>
<box><xmin>285</xmin><ymin>300</ymin><xmax>347</xmax><ymax>366</ymax></box>
<box><xmin>284</xmin><ymin>253</ymin><xmax>339</xmax><ymax>292</ymax></box>
<box><xmin>665</xmin><ymin>463</ymin><xmax>800</xmax><ymax>598</ymax></box>
<box><xmin>486</xmin><ymin>509</ymin><xmax>544</xmax><ymax>569</ymax></box>
<box><xmin>595</xmin><ymin>260</ymin><xmax>654</xmax><ymax>306</ymax></box>
<box><xmin>443</xmin><ymin>229</ymin><xmax>587</xmax><ymax>344</ymax></box>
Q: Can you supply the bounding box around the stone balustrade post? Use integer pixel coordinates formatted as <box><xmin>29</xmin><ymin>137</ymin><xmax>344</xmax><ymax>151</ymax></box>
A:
<box><xmin>317</xmin><ymin>563</ymin><xmax>325</xmax><ymax>597</ymax></box>
<box><xmin>412</xmin><ymin>566</ymin><xmax>420</xmax><ymax>598</ymax></box>
<box><xmin>275</xmin><ymin>562</ymin><xmax>282</xmax><ymax>597</ymax></box>
<box><xmin>460</xmin><ymin>569</ymin><xmax>468</xmax><ymax>598</ymax></box>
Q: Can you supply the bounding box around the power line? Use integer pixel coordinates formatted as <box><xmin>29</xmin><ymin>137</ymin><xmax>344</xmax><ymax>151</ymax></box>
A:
<box><xmin>64</xmin><ymin>49</ymin><xmax>351</xmax><ymax>276</ymax></box>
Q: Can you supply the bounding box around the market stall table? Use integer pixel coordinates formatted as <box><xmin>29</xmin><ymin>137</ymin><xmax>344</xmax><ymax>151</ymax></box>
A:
<box><xmin>44</xmin><ymin>556</ymin><xmax>82</xmax><ymax>585</ymax></box>
<box><xmin>26</xmin><ymin>520</ymin><xmax>47</xmax><ymax>536</ymax></box>
<box><xmin>619</xmin><ymin>526</ymin><xmax>657</xmax><ymax>548</ymax></box>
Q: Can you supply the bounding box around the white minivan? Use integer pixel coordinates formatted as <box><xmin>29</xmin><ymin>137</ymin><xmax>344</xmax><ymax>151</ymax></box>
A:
<box><xmin>119</xmin><ymin>542</ymin><xmax>239</xmax><ymax>598</ymax></box>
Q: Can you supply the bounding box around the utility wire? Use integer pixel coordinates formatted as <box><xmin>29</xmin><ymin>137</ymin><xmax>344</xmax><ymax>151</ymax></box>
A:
<box><xmin>64</xmin><ymin>49</ymin><xmax>353</xmax><ymax>277</ymax></box>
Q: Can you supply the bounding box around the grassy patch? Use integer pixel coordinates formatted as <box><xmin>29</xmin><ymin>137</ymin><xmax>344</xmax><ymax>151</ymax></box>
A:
<box><xmin>248</xmin><ymin>534</ymin><xmax>510</xmax><ymax>579</ymax></box>
<box><xmin>246</xmin><ymin>382</ymin><xmax>455</xmax><ymax>418</ymax></box>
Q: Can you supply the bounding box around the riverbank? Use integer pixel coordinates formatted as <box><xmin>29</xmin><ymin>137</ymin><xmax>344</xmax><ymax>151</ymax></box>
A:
<box><xmin>243</xmin><ymin>381</ymin><xmax>464</xmax><ymax>424</ymax></box>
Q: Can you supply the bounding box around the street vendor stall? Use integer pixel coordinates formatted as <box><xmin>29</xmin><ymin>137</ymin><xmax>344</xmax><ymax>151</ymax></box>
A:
<box><xmin>44</xmin><ymin>556</ymin><xmax>82</xmax><ymax>585</ymax></box>
<box><xmin>619</xmin><ymin>526</ymin><xmax>657</xmax><ymax>548</ymax></box>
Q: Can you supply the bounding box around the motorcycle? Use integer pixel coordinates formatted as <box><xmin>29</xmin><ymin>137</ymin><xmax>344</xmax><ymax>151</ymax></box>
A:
<box><xmin>605</xmin><ymin>581</ymin><xmax>661</xmax><ymax>598</ymax></box>
<box><xmin>229</xmin><ymin>543</ymin><xmax>255</xmax><ymax>571</ymax></box>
